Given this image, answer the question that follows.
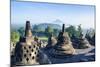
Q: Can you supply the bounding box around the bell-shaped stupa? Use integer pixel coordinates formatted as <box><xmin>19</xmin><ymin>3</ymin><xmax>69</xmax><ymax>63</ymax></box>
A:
<box><xmin>49</xmin><ymin>24</ymin><xmax>75</xmax><ymax>57</ymax></box>
<box><xmin>13</xmin><ymin>21</ymin><xmax>51</xmax><ymax>66</ymax></box>
<box><xmin>78</xmin><ymin>33</ymin><xmax>91</xmax><ymax>49</ymax></box>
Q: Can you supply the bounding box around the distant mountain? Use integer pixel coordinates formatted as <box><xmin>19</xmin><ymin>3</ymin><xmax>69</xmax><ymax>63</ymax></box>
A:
<box><xmin>52</xmin><ymin>19</ymin><xmax>64</xmax><ymax>25</ymax></box>
<box><xmin>34</xmin><ymin>19</ymin><xmax>64</xmax><ymax>31</ymax></box>
<box><xmin>33</xmin><ymin>23</ymin><xmax>61</xmax><ymax>31</ymax></box>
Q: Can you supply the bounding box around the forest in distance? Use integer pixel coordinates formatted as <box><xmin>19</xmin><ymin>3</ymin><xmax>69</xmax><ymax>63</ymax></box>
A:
<box><xmin>11</xmin><ymin>23</ymin><xmax>95</xmax><ymax>44</ymax></box>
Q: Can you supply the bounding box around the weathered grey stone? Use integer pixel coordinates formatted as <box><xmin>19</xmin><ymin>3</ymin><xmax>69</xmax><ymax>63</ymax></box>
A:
<box><xmin>45</xmin><ymin>34</ymin><xmax>57</xmax><ymax>49</ymax></box>
<box><xmin>71</xmin><ymin>34</ymin><xmax>79</xmax><ymax>48</ymax></box>
<box><xmin>79</xmin><ymin>58</ymin><xmax>89</xmax><ymax>62</ymax></box>
<box><xmin>49</xmin><ymin>24</ymin><xmax>75</xmax><ymax>57</ymax></box>
<box><xmin>85</xmin><ymin>31</ymin><xmax>95</xmax><ymax>46</ymax></box>
<box><xmin>78</xmin><ymin>33</ymin><xmax>91</xmax><ymax>49</ymax></box>
<box><xmin>13</xmin><ymin>21</ymin><xmax>50</xmax><ymax>66</ymax></box>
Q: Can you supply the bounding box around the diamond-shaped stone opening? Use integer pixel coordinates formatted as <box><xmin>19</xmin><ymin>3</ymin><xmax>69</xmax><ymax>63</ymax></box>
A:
<box><xmin>29</xmin><ymin>46</ymin><xmax>31</xmax><ymax>49</ymax></box>
<box><xmin>26</xmin><ymin>57</ymin><xmax>29</xmax><ymax>61</ymax></box>
<box><xmin>35</xmin><ymin>51</ymin><xmax>37</xmax><ymax>55</ymax></box>
<box><xmin>29</xmin><ymin>53</ymin><xmax>31</xmax><ymax>56</ymax></box>
<box><xmin>32</xmin><ymin>56</ymin><xmax>34</xmax><ymax>59</ymax></box>
<box><xmin>33</xmin><ymin>45</ymin><xmax>35</xmax><ymax>48</ymax></box>
<box><xmin>31</xmin><ymin>49</ymin><xmax>34</xmax><ymax>52</ymax></box>
<box><xmin>36</xmin><ymin>47</ymin><xmax>38</xmax><ymax>50</ymax></box>
<box><xmin>24</xmin><ymin>54</ymin><xmax>26</xmax><ymax>58</ymax></box>
<box><xmin>24</xmin><ymin>46</ymin><xmax>26</xmax><ymax>49</ymax></box>
<box><xmin>26</xmin><ymin>50</ymin><xmax>29</xmax><ymax>53</ymax></box>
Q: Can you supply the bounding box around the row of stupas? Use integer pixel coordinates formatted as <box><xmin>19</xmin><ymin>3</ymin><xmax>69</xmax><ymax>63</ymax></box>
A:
<box><xmin>11</xmin><ymin>21</ymin><xmax>92</xmax><ymax>66</ymax></box>
<box><xmin>45</xmin><ymin>24</ymin><xmax>91</xmax><ymax>57</ymax></box>
<box><xmin>46</xmin><ymin>24</ymin><xmax>75</xmax><ymax>57</ymax></box>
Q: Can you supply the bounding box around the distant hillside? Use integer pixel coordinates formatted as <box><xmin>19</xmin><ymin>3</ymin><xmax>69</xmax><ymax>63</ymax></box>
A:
<box><xmin>52</xmin><ymin>19</ymin><xmax>64</xmax><ymax>25</ymax></box>
<box><xmin>33</xmin><ymin>23</ymin><xmax>61</xmax><ymax>31</ymax></box>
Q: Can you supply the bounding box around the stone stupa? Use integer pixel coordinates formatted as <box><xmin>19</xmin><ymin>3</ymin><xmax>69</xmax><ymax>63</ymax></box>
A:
<box><xmin>49</xmin><ymin>24</ymin><xmax>75</xmax><ymax>57</ymax></box>
<box><xmin>13</xmin><ymin>21</ymin><xmax>51</xmax><ymax>66</ymax></box>
<box><xmin>71</xmin><ymin>34</ymin><xmax>79</xmax><ymax>48</ymax></box>
<box><xmin>85</xmin><ymin>32</ymin><xmax>95</xmax><ymax>46</ymax></box>
<box><xmin>45</xmin><ymin>33</ymin><xmax>57</xmax><ymax>49</ymax></box>
<box><xmin>78</xmin><ymin>33</ymin><xmax>91</xmax><ymax>49</ymax></box>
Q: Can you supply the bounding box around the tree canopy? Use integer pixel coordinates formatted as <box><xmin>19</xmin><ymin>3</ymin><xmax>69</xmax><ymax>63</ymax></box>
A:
<box><xmin>45</xmin><ymin>26</ymin><xmax>54</xmax><ymax>37</ymax></box>
<box><xmin>11</xmin><ymin>31</ymin><xmax>20</xmax><ymax>43</ymax></box>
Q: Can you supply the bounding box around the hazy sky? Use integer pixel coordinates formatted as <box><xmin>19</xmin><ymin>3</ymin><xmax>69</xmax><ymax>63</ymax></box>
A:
<box><xmin>11</xmin><ymin>1</ymin><xmax>95</xmax><ymax>29</ymax></box>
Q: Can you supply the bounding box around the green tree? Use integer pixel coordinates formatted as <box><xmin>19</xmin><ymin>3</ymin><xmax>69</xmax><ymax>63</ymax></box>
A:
<box><xmin>45</xmin><ymin>26</ymin><xmax>53</xmax><ymax>37</ymax></box>
<box><xmin>65</xmin><ymin>25</ymin><xmax>78</xmax><ymax>37</ymax></box>
<box><xmin>18</xmin><ymin>27</ymin><xmax>25</xmax><ymax>36</ymax></box>
<box><xmin>77</xmin><ymin>24</ymin><xmax>82</xmax><ymax>37</ymax></box>
<box><xmin>11</xmin><ymin>31</ymin><xmax>20</xmax><ymax>43</ymax></box>
<box><xmin>53</xmin><ymin>29</ymin><xmax>59</xmax><ymax>37</ymax></box>
<box><xmin>33</xmin><ymin>25</ymin><xmax>39</xmax><ymax>32</ymax></box>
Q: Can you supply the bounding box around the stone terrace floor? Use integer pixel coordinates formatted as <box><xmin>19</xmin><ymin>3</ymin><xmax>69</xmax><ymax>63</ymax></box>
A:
<box><xmin>42</xmin><ymin>46</ymin><xmax>95</xmax><ymax>64</ymax></box>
